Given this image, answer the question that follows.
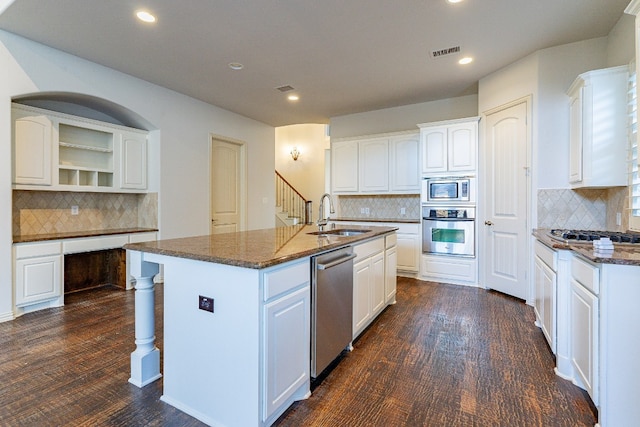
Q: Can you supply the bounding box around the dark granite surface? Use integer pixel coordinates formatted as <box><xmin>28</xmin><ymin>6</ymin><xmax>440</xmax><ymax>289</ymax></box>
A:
<box><xmin>332</xmin><ymin>217</ymin><xmax>420</xmax><ymax>224</ymax></box>
<box><xmin>533</xmin><ymin>229</ymin><xmax>640</xmax><ymax>266</ymax></box>
<box><xmin>13</xmin><ymin>228</ymin><xmax>159</xmax><ymax>244</ymax></box>
<box><xmin>124</xmin><ymin>224</ymin><xmax>397</xmax><ymax>269</ymax></box>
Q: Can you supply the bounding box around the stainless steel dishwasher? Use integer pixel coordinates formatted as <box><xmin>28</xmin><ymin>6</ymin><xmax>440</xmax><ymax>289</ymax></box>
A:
<box><xmin>311</xmin><ymin>246</ymin><xmax>356</xmax><ymax>378</ymax></box>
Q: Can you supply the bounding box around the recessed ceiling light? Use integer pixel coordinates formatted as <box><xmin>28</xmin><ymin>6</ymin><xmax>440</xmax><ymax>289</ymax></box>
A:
<box><xmin>458</xmin><ymin>57</ymin><xmax>473</xmax><ymax>65</ymax></box>
<box><xmin>228</xmin><ymin>62</ymin><xmax>244</xmax><ymax>70</ymax></box>
<box><xmin>136</xmin><ymin>10</ymin><xmax>156</xmax><ymax>23</ymax></box>
<box><xmin>287</xmin><ymin>94</ymin><xmax>300</xmax><ymax>101</ymax></box>
<box><xmin>447</xmin><ymin>0</ymin><xmax>463</xmax><ymax>3</ymax></box>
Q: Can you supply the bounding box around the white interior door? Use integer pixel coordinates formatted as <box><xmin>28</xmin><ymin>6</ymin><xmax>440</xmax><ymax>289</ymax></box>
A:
<box><xmin>210</xmin><ymin>137</ymin><xmax>244</xmax><ymax>234</ymax></box>
<box><xmin>482</xmin><ymin>99</ymin><xmax>529</xmax><ymax>300</ymax></box>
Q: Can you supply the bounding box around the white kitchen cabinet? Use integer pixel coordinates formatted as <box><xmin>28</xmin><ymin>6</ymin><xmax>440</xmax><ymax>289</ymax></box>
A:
<box><xmin>420</xmin><ymin>254</ymin><xmax>477</xmax><ymax>286</ymax></box>
<box><xmin>331</xmin><ymin>131</ymin><xmax>420</xmax><ymax>194</ymax></box>
<box><xmin>261</xmin><ymin>259</ymin><xmax>311</xmax><ymax>423</ymax></box>
<box><xmin>263</xmin><ymin>281</ymin><xmax>310</xmax><ymax>423</ymax></box>
<box><xmin>11</xmin><ymin>103</ymin><xmax>148</xmax><ymax>193</ymax></box>
<box><xmin>120</xmin><ymin>131</ymin><xmax>148</xmax><ymax>190</ymax></box>
<box><xmin>331</xmin><ymin>139</ymin><xmax>359</xmax><ymax>193</ymax></box>
<box><xmin>359</xmin><ymin>138</ymin><xmax>389</xmax><ymax>192</ymax></box>
<box><xmin>569</xmin><ymin>255</ymin><xmax>599</xmax><ymax>404</ymax></box>
<box><xmin>332</xmin><ymin>221</ymin><xmax>419</xmax><ymax>276</ymax></box>
<box><xmin>389</xmin><ymin>134</ymin><xmax>421</xmax><ymax>192</ymax></box>
<box><xmin>385</xmin><ymin>234</ymin><xmax>398</xmax><ymax>304</ymax></box>
<box><xmin>13</xmin><ymin>241</ymin><xmax>63</xmax><ymax>308</ymax></box>
<box><xmin>567</xmin><ymin>65</ymin><xmax>628</xmax><ymax>188</ymax></box>
<box><xmin>352</xmin><ymin>237</ymin><xmax>386</xmax><ymax>339</ymax></box>
<box><xmin>12</xmin><ymin>109</ymin><xmax>54</xmax><ymax>186</ymax></box>
<box><xmin>57</xmin><ymin>119</ymin><xmax>115</xmax><ymax>189</ymax></box>
<box><xmin>533</xmin><ymin>240</ymin><xmax>557</xmax><ymax>353</ymax></box>
<box><xmin>418</xmin><ymin>117</ymin><xmax>479</xmax><ymax>175</ymax></box>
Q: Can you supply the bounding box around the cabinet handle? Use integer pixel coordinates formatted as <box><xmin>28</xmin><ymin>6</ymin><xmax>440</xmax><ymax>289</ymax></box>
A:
<box><xmin>484</xmin><ymin>221</ymin><xmax>494</xmax><ymax>226</ymax></box>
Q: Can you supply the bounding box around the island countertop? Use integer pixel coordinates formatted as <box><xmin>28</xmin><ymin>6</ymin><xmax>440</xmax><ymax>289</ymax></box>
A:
<box><xmin>124</xmin><ymin>224</ymin><xmax>397</xmax><ymax>269</ymax></box>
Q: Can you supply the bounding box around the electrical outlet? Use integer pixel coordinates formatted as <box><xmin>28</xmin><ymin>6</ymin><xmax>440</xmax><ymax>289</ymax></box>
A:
<box><xmin>616</xmin><ymin>212</ymin><xmax>622</xmax><ymax>226</ymax></box>
<box><xmin>364</xmin><ymin>207</ymin><xmax>370</xmax><ymax>215</ymax></box>
<box><xmin>400</xmin><ymin>207</ymin><xmax>406</xmax><ymax>215</ymax></box>
<box><xmin>360</xmin><ymin>208</ymin><xmax>365</xmax><ymax>214</ymax></box>
<box><xmin>199</xmin><ymin>295</ymin><xmax>214</xmax><ymax>313</ymax></box>
<box><xmin>71</xmin><ymin>205</ymin><xmax>79</xmax><ymax>215</ymax></box>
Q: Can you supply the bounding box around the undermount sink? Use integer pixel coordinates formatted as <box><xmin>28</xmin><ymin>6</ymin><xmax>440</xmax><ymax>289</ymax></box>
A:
<box><xmin>307</xmin><ymin>229</ymin><xmax>371</xmax><ymax>237</ymax></box>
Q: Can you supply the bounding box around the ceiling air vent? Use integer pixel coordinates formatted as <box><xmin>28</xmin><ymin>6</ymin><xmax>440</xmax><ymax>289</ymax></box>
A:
<box><xmin>275</xmin><ymin>85</ymin><xmax>295</xmax><ymax>92</ymax></box>
<box><xmin>430</xmin><ymin>45</ymin><xmax>461</xmax><ymax>60</ymax></box>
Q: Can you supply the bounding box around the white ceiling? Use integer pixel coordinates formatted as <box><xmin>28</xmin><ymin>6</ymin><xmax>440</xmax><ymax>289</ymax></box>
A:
<box><xmin>0</xmin><ymin>0</ymin><xmax>631</xmax><ymax>127</ymax></box>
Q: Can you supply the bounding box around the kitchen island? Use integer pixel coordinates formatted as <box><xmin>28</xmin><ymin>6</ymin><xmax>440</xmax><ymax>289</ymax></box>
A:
<box><xmin>124</xmin><ymin>224</ymin><xmax>397</xmax><ymax>427</ymax></box>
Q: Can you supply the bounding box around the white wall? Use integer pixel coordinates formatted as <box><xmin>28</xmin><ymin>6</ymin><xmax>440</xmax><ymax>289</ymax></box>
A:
<box><xmin>478</xmin><ymin>38</ymin><xmax>610</xmax><ymax>191</ymax></box>
<box><xmin>329</xmin><ymin>94</ymin><xmax>478</xmax><ymax>138</ymax></box>
<box><xmin>275</xmin><ymin>124</ymin><xmax>330</xmax><ymax>220</ymax></box>
<box><xmin>0</xmin><ymin>30</ymin><xmax>275</xmax><ymax>320</ymax></box>
<box><xmin>607</xmin><ymin>14</ymin><xmax>636</xmax><ymax>67</ymax></box>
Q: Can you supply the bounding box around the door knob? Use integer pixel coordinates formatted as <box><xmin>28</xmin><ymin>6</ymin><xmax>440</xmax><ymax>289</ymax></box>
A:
<box><xmin>484</xmin><ymin>220</ymin><xmax>494</xmax><ymax>226</ymax></box>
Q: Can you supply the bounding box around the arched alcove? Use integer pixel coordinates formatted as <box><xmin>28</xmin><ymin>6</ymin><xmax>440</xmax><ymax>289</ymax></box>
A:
<box><xmin>12</xmin><ymin>92</ymin><xmax>155</xmax><ymax>131</ymax></box>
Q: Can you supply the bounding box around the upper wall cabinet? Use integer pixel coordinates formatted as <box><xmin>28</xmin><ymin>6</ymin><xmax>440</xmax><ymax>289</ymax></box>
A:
<box><xmin>12</xmin><ymin>110</ymin><xmax>54</xmax><ymax>186</ymax></box>
<box><xmin>567</xmin><ymin>65</ymin><xmax>628</xmax><ymax>188</ymax></box>
<box><xmin>418</xmin><ymin>117</ymin><xmax>479</xmax><ymax>176</ymax></box>
<box><xmin>331</xmin><ymin>131</ymin><xmax>420</xmax><ymax>194</ymax></box>
<box><xmin>11</xmin><ymin>104</ymin><xmax>149</xmax><ymax>193</ymax></box>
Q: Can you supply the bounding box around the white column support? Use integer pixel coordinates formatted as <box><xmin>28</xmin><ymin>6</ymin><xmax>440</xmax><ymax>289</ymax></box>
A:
<box><xmin>127</xmin><ymin>250</ymin><xmax>162</xmax><ymax>387</ymax></box>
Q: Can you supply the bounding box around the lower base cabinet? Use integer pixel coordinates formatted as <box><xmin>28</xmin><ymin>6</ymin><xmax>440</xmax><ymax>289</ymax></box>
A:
<box><xmin>352</xmin><ymin>235</ymin><xmax>398</xmax><ymax>340</ymax></box>
<box><xmin>385</xmin><ymin>234</ymin><xmax>398</xmax><ymax>304</ymax></box>
<box><xmin>569</xmin><ymin>256</ymin><xmax>599</xmax><ymax>405</ymax></box>
<box><xmin>263</xmin><ymin>276</ymin><xmax>310</xmax><ymax>422</ymax></box>
<box><xmin>533</xmin><ymin>240</ymin><xmax>557</xmax><ymax>353</ymax></box>
<box><xmin>14</xmin><ymin>241</ymin><xmax>63</xmax><ymax>307</ymax></box>
<box><xmin>420</xmin><ymin>254</ymin><xmax>477</xmax><ymax>286</ymax></box>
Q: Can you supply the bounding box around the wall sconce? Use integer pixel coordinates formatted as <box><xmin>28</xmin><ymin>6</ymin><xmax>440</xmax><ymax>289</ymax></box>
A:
<box><xmin>290</xmin><ymin>146</ymin><xmax>300</xmax><ymax>161</ymax></box>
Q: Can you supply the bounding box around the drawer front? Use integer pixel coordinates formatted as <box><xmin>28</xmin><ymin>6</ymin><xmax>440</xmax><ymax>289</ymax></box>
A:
<box><xmin>571</xmin><ymin>256</ymin><xmax>600</xmax><ymax>295</ymax></box>
<box><xmin>63</xmin><ymin>235</ymin><xmax>129</xmax><ymax>254</ymax></box>
<box><xmin>14</xmin><ymin>241</ymin><xmax>62</xmax><ymax>259</ymax></box>
<box><xmin>263</xmin><ymin>259</ymin><xmax>310</xmax><ymax>301</ymax></box>
<box><xmin>354</xmin><ymin>237</ymin><xmax>384</xmax><ymax>261</ymax></box>
<box><xmin>535</xmin><ymin>240</ymin><xmax>557</xmax><ymax>270</ymax></box>
<box><xmin>385</xmin><ymin>233</ymin><xmax>397</xmax><ymax>249</ymax></box>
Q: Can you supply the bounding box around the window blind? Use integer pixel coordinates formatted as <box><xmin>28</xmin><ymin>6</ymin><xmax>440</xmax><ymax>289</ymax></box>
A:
<box><xmin>629</xmin><ymin>60</ymin><xmax>640</xmax><ymax>231</ymax></box>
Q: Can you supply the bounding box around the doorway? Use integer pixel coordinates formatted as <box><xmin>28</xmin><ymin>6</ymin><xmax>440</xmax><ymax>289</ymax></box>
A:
<box><xmin>210</xmin><ymin>136</ymin><xmax>246</xmax><ymax>234</ymax></box>
<box><xmin>481</xmin><ymin>97</ymin><xmax>531</xmax><ymax>301</ymax></box>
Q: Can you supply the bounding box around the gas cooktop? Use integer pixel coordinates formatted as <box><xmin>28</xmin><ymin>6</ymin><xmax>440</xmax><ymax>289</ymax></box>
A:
<box><xmin>548</xmin><ymin>229</ymin><xmax>640</xmax><ymax>245</ymax></box>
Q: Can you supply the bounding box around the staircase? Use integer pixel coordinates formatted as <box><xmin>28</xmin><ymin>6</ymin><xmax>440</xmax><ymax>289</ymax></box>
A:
<box><xmin>275</xmin><ymin>171</ymin><xmax>310</xmax><ymax>227</ymax></box>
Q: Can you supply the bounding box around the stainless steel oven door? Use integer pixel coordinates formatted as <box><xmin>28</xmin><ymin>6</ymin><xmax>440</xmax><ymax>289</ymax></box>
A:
<box><xmin>422</xmin><ymin>217</ymin><xmax>475</xmax><ymax>257</ymax></box>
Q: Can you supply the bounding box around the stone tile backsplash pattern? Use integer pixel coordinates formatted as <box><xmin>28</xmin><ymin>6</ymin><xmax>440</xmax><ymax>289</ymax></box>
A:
<box><xmin>337</xmin><ymin>195</ymin><xmax>420</xmax><ymax>220</ymax></box>
<box><xmin>13</xmin><ymin>191</ymin><xmax>158</xmax><ymax>236</ymax></box>
<box><xmin>537</xmin><ymin>187</ymin><xmax>628</xmax><ymax>231</ymax></box>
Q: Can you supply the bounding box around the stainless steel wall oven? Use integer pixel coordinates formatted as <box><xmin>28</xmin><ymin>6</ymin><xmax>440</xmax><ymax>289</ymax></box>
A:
<box><xmin>422</xmin><ymin>206</ymin><xmax>475</xmax><ymax>257</ymax></box>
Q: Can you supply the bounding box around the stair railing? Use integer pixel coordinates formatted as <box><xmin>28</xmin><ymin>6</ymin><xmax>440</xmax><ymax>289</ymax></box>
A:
<box><xmin>275</xmin><ymin>171</ymin><xmax>309</xmax><ymax>225</ymax></box>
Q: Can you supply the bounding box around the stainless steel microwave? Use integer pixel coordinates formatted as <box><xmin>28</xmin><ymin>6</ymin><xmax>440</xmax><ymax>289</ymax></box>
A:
<box><xmin>421</xmin><ymin>177</ymin><xmax>475</xmax><ymax>204</ymax></box>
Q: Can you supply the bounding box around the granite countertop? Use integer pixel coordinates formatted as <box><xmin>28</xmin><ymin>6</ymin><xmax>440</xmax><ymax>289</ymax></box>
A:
<box><xmin>533</xmin><ymin>229</ymin><xmax>640</xmax><ymax>266</ymax></box>
<box><xmin>124</xmin><ymin>224</ymin><xmax>397</xmax><ymax>269</ymax></box>
<box><xmin>13</xmin><ymin>228</ymin><xmax>159</xmax><ymax>244</ymax></box>
<box><xmin>332</xmin><ymin>217</ymin><xmax>420</xmax><ymax>224</ymax></box>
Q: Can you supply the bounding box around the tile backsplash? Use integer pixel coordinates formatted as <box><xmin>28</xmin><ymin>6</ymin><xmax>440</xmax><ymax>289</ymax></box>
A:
<box><xmin>537</xmin><ymin>187</ymin><xmax>628</xmax><ymax>231</ymax></box>
<box><xmin>337</xmin><ymin>194</ymin><xmax>420</xmax><ymax>220</ymax></box>
<box><xmin>12</xmin><ymin>190</ymin><xmax>158</xmax><ymax>236</ymax></box>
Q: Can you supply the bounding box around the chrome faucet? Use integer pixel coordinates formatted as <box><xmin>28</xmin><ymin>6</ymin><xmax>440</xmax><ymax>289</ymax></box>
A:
<box><xmin>317</xmin><ymin>193</ymin><xmax>335</xmax><ymax>231</ymax></box>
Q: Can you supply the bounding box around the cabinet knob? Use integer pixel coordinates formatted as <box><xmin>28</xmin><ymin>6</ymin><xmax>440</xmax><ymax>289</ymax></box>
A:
<box><xmin>484</xmin><ymin>220</ymin><xmax>494</xmax><ymax>226</ymax></box>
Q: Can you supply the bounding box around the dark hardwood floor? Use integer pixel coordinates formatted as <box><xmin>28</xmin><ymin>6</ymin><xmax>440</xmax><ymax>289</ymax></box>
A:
<box><xmin>0</xmin><ymin>277</ymin><xmax>596</xmax><ymax>426</ymax></box>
